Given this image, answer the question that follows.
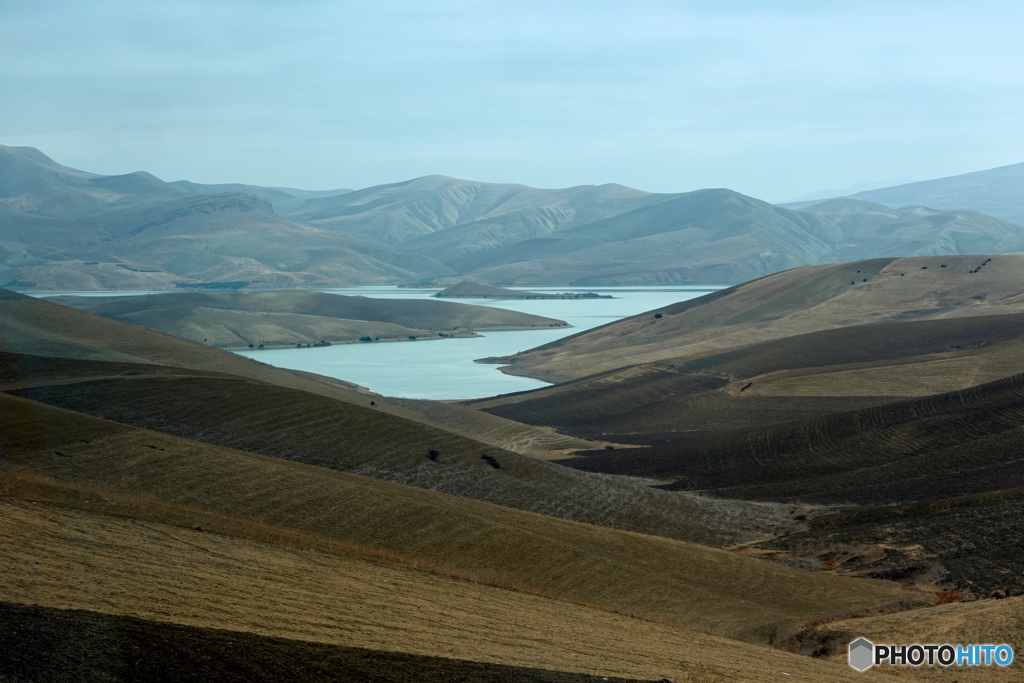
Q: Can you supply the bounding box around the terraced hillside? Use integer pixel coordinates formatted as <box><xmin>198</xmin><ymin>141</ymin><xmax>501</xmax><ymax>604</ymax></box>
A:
<box><xmin>4</xmin><ymin>358</ymin><xmax>780</xmax><ymax>546</ymax></box>
<box><xmin>561</xmin><ymin>373</ymin><xmax>1024</xmax><ymax>503</ymax></box>
<box><xmin>50</xmin><ymin>289</ymin><xmax>568</xmax><ymax>349</ymax></box>
<box><xmin>0</xmin><ymin>498</ymin><xmax>911</xmax><ymax>683</ymax></box>
<box><xmin>0</xmin><ymin>393</ymin><xmax>920</xmax><ymax>642</ymax></box>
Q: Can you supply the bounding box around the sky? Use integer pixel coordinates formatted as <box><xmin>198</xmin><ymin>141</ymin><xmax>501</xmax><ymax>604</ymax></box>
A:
<box><xmin>2</xmin><ymin>0</ymin><xmax>1022</xmax><ymax>202</ymax></box>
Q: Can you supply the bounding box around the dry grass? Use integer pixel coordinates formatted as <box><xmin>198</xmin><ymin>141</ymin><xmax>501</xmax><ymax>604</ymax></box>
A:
<box><xmin>812</xmin><ymin>597</ymin><xmax>1024</xmax><ymax>681</ymax></box>
<box><xmin>500</xmin><ymin>255</ymin><xmax>1024</xmax><ymax>380</ymax></box>
<box><xmin>9</xmin><ymin>372</ymin><xmax>783</xmax><ymax>546</ymax></box>
<box><xmin>0</xmin><ymin>392</ymin><xmax>924</xmax><ymax>641</ymax></box>
<box><xmin>744</xmin><ymin>335</ymin><xmax>1024</xmax><ymax>399</ymax></box>
<box><xmin>0</xmin><ymin>498</ymin><xmax>911</xmax><ymax>683</ymax></box>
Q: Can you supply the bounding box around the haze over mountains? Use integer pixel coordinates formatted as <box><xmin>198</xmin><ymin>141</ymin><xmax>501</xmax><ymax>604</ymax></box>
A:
<box><xmin>851</xmin><ymin>162</ymin><xmax>1024</xmax><ymax>225</ymax></box>
<box><xmin>3</xmin><ymin>144</ymin><xmax>1024</xmax><ymax>290</ymax></box>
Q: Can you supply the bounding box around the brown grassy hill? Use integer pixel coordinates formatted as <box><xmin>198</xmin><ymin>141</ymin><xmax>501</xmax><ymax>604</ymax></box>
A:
<box><xmin>474</xmin><ymin>311</ymin><xmax>1024</xmax><ymax>444</ymax></box>
<box><xmin>546</xmin><ymin>368</ymin><xmax>1024</xmax><ymax>593</ymax></box>
<box><xmin>813</xmin><ymin>596</ymin><xmax>1024</xmax><ymax>681</ymax></box>
<box><xmin>0</xmin><ymin>392</ymin><xmax>923</xmax><ymax>642</ymax></box>
<box><xmin>4</xmin><ymin>361</ymin><xmax>781</xmax><ymax>546</ymax></box>
<box><xmin>0</xmin><ymin>603</ymin><xmax>647</xmax><ymax>683</ymax></box>
<box><xmin>48</xmin><ymin>290</ymin><xmax>567</xmax><ymax>349</ymax></box>
<box><xmin>93</xmin><ymin>306</ymin><xmax>449</xmax><ymax>348</ymax></box>
<box><xmin>54</xmin><ymin>289</ymin><xmax>568</xmax><ymax>330</ymax></box>
<box><xmin>495</xmin><ymin>255</ymin><xmax>1024</xmax><ymax>381</ymax></box>
<box><xmin>0</xmin><ymin>290</ymin><xmax>599</xmax><ymax>461</ymax></box>
<box><xmin>0</xmin><ymin>499</ymin><xmax>909</xmax><ymax>683</ymax></box>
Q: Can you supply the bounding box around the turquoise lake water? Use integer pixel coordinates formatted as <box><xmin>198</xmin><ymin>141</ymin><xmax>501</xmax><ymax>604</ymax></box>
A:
<box><xmin>29</xmin><ymin>286</ymin><xmax>719</xmax><ymax>400</ymax></box>
<box><xmin>235</xmin><ymin>286</ymin><xmax>717</xmax><ymax>399</ymax></box>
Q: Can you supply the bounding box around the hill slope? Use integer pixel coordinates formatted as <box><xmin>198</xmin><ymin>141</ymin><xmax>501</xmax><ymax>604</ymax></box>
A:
<box><xmin>49</xmin><ymin>290</ymin><xmax>568</xmax><ymax>348</ymax></box>
<box><xmin>853</xmin><ymin>160</ymin><xmax>1024</xmax><ymax>224</ymax></box>
<box><xmin>283</xmin><ymin>173</ymin><xmax>1024</xmax><ymax>286</ymax></box>
<box><xmin>0</xmin><ymin>145</ymin><xmax>452</xmax><ymax>289</ymax></box>
<box><xmin>7</xmin><ymin>145</ymin><xmax>1024</xmax><ymax>291</ymax></box>
<box><xmin>492</xmin><ymin>255</ymin><xmax>1024</xmax><ymax>380</ymax></box>
<box><xmin>0</xmin><ymin>391</ymin><xmax>919</xmax><ymax>640</ymax></box>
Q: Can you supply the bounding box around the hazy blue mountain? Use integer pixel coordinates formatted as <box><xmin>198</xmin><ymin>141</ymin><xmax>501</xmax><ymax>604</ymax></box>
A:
<box><xmin>782</xmin><ymin>177</ymin><xmax>914</xmax><ymax>204</ymax></box>
<box><xmin>802</xmin><ymin>198</ymin><xmax>1024</xmax><ymax>261</ymax></box>
<box><xmin>3</xmin><ymin>145</ymin><xmax>1023</xmax><ymax>289</ymax></box>
<box><xmin>851</xmin><ymin>162</ymin><xmax>1024</xmax><ymax>224</ymax></box>
<box><xmin>283</xmin><ymin>175</ymin><xmax>668</xmax><ymax>246</ymax></box>
<box><xmin>449</xmin><ymin>189</ymin><xmax>846</xmax><ymax>285</ymax></box>
<box><xmin>284</xmin><ymin>174</ymin><xmax>1023</xmax><ymax>286</ymax></box>
<box><xmin>170</xmin><ymin>180</ymin><xmax>351</xmax><ymax>214</ymax></box>
<box><xmin>0</xmin><ymin>145</ymin><xmax>451</xmax><ymax>290</ymax></box>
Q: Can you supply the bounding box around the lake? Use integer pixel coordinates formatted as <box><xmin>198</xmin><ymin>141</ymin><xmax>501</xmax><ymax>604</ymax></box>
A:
<box><xmin>235</xmin><ymin>286</ymin><xmax>718</xmax><ymax>399</ymax></box>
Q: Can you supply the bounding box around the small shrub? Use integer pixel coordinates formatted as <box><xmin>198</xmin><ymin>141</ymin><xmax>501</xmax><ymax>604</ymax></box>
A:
<box><xmin>360</xmin><ymin>336</ymin><xmax>372</xmax><ymax>342</ymax></box>
<box><xmin>248</xmin><ymin>343</ymin><xmax>254</xmax><ymax>348</ymax></box>
<box><xmin>481</xmin><ymin>454</ymin><xmax>501</xmax><ymax>469</ymax></box>
<box><xmin>428</xmin><ymin>450</ymin><xmax>439</xmax><ymax>461</ymax></box>
<box><xmin>409</xmin><ymin>335</ymin><xmax>417</xmax><ymax>340</ymax></box>
<box><xmin>654</xmin><ymin>313</ymin><xmax>663</xmax><ymax>319</ymax></box>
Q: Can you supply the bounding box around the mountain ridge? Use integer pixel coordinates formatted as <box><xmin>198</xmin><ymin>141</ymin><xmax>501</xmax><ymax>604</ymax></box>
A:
<box><xmin>4</xmin><ymin>144</ymin><xmax>1024</xmax><ymax>290</ymax></box>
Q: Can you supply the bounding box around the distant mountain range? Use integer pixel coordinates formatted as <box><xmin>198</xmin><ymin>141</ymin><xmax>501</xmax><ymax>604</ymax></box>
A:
<box><xmin>850</xmin><ymin>161</ymin><xmax>1024</xmax><ymax>225</ymax></box>
<box><xmin>2</xmin><ymin>144</ymin><xmax>1022</xmax><ymax>289</ymax></box>
<box><xmin>782</xmin><ymin>177</ymin><xmax>915</xmax><ymax>204</ymax></box>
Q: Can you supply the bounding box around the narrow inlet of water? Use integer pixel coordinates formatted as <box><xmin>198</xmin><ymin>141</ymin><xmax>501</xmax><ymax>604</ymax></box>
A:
<box><xmin>236</xmin><ymin>286</ymin><xmax>718</xmax><ymax>399</ymax></box>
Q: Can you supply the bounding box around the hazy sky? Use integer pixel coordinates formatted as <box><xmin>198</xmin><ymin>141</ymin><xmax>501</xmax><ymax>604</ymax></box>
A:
<box><xmin>3</xmin><ymin>1</ymin><xmax>1022</xmax><ymax>201</ymax></box>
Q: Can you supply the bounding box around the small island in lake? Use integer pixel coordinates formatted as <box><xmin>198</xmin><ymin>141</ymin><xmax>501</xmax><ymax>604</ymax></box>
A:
<box><xmin>434</xmin><ymin>281</ymin><xmax>612</xmax><ymax>300</ymax></box>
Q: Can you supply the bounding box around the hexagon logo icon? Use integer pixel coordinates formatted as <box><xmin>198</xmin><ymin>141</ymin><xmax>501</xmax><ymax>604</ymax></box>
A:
<box><xmin>848</xmin><ymin>637</ymin><xmax>875</xmax><ymax>671</ymax></box>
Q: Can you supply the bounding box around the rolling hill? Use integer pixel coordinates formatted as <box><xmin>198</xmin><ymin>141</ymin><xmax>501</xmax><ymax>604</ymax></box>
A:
<box><xmin>0</xmin><ymin>290</ymin><xmax>785</xmax><ymax>545</ymax></box>
<box><xmin>0</xmin><ymin>391</ymin><xmax>918</xmax><ymax>637</ymax></box>
<box><xmin>489</xmin><ymin>255</ymin><xmax>1024</xmax><ymax>381</ymax></box>
<box><xmin>0</xmin><ymin>274</ymin><xmax>1004</xmax><ymax>679</ymax></box>
<box><xmin>851</xmin><ymin>160</ymin><xmax>1024</xmax><ymax>225</ymax></box>
<box><xmin>468</xmin><ymin>255</ymin><xmax>1024</xmax><ymax>596</ymax></box>
<box><xmin>48</xmin><ymin>290</ymin><xmax>568</xmax><ymax>348</ymax></box>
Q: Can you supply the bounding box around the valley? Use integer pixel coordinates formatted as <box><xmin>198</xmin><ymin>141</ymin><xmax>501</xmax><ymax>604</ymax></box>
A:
<box><xmin>4</xmin><ymin>146</ymin><xmax>1024</xmax><ymax>682</ymax></box>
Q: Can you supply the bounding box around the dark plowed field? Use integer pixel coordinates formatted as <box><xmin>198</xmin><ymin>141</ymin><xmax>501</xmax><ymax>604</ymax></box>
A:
<box><xmin>0</xmin><ymin>602</ymin><xmax>645</xmax><ymax>683</ymax></box>
<box><xmin>760</xmin><ymin>489</ymin><xmax>1024</xmax><ymax>596</ymax></box>
<box><xmin>478</xmin><ymin>363</ymin><xmax>885</xmax><ymax>444</ymax></box>
<box><xmin>477</xmin><ymin>313</ymin><xmax>1024</xmax><ymax>444</ymax></box>
<box><xmin>561</xmin><ymin>373</ymin><xmax>1024</xmax><ymax>505</ymax></box>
